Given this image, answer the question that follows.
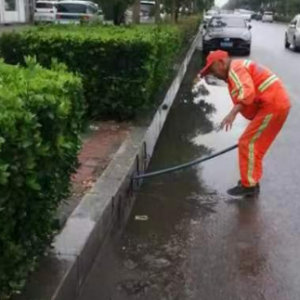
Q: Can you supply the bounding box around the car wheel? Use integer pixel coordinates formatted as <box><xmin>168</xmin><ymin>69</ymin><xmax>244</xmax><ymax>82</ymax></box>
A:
<box><xmin>293</xmin><ymin>37</ymin><xmax>300</xmax><ymax>52</ymax></box>
<box><xmin>202</xmin><ymin>45</ymin><xmax>209</xmax><ymax>55</ymax></box>
<box><xmin>285</xmin><ymin>35</ymin><xmax>290</xmax><ymax>49</ymax></box>
<box><xmin>244</xmin><ymin>48</ymin><xmax>251</xmax><ymax>56</ymax></box>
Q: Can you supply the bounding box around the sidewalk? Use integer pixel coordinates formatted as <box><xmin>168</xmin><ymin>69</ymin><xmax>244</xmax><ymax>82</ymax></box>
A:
<box><xmin>58</xmin><ymin>121</ymin><xmax>131</xmax><ymax>226</ymax></box>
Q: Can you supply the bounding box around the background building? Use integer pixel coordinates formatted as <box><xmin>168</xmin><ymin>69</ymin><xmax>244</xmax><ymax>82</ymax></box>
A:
<box><xmin>0</xmin><ymin>0</ymin><xmax>34</xmax><ymax>24</ymax></box>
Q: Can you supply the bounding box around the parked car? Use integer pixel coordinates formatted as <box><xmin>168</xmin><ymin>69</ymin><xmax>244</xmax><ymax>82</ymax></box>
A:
<box><xmin>285</xmin><ymin>15</ymin><xmax>300</xmax><ymax>51</ymax></box>
<box><xmin>234</xmin><ymin>10</ymin><xmax>252</xmax><ymax>23</ymax></box>
<box><xmin>203</xmin><ymin>14</ymin><xmax>252</xmax><ymax>55</ymax></box>
<box><xmin>34</xmin><ymin>1</ymin><xmax>58</xmax><ymax>24</ymax></box>
<box><xmin>234</xmin><ymin>12</ymin><xmax>251</xmax><ymax>24</ymax></box>
<box><xmin>262</xmin><ymin>11</ymin><xmax>274</xmax><ymax>23</ymax></box>
<box><xmin>55</xmin><ymin>1</ymin><xmax>102</xmax><ymax>24</ymax></box>
<box><xmin>257</xmin><ymin>12</ymin><xmax>263</xmax><ymax>20</ymax></box>
<box><xmin>203</xmin><ymin>10</ymin><xmax>218</xmax><ymax>24</ymax></box>
<box><xmin>251</xmin><ymin>12</ymin><xmax>263</xmax><ymax>20</ymax></box>
<box><xmin>125</xmin><ymin>1</ymin><xmax>166</xmax><ymax>24</ymax></box>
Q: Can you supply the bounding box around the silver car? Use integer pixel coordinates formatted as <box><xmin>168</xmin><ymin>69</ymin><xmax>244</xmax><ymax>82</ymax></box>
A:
<box><xmin>203</xmin><ymin>10</ymin><xmax>218</xmax><ymax>24</ymax></box>
<box><xmin>34</xmin><ymin>1</ymin><xmax>58</xmax><ymax>24</ymax></box>
<box><xmin>285</xmin><ymin>15</ymin><xmax>300</xmax><ymax>51</ymax></box>
<box><xmin>262</xmin><ymin>11</ymin><xmax>274</xmax><ymax>23</ymax></box>
<box><xmin>55</xmin><ymin>1</ymin><xmax>103</xmax><ymax>24</ymax></box>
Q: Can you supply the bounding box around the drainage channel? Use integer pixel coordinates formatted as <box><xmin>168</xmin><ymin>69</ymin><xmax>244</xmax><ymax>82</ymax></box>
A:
<box><xmin>77</xmin><ymin>50</ymin><xmax>246</xmax><ymax>300</ymax></box>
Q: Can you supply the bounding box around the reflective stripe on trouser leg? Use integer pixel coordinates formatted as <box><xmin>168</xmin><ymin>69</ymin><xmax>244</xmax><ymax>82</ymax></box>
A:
<box><xmin>247</xmin><ymin>114</ymin><xmax>273</xmax><ymax>186</ymax></box>
<box><xmin>239</xmin><ymin>108</ymin><xmax>289</xmax><ymax>187</ymax></box>
<box><xmin>239</xmin><ymin>113</ymin><xmax>274</xmax><ymax>187</ymax></box>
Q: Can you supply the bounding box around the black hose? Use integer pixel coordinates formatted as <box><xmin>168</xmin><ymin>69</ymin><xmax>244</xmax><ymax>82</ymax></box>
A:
<box><xmin>134</xmin><ymin>144</ymin><xmax>238</xmax><ymax>180</ymax></box>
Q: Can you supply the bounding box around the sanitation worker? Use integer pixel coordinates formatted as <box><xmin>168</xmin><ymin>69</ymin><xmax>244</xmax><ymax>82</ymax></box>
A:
<box><xmin>198</xmin><ymin>50</ymin><xmax>291</xmax><ymax>197</ymax></box>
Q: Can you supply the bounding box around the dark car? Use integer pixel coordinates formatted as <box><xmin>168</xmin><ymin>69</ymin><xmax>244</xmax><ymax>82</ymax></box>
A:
<box><xmin>251</xmin><ymin>12</ymin><xmax>262</xmax><ymax>20</ymax></box>
<box><xmin>203</xmin><ymin>14</ymin><xmax>252</xmax><ymax>55</ymax></box>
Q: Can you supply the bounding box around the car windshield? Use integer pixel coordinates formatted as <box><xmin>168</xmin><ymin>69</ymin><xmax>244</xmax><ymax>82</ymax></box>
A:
<box><xmin>209</xmin><ymin>17</ymin><xmax>246</xmax><ymax>28</ymax></box>
<box><xmin>36</xmin><ymin>2</ymin><xmax>56</xmax><ymax>9</ymax></box>
<box><xmin>57</xmin><ymin>3</ymin><xmax>87</xmax><ymax>13</ymax></box>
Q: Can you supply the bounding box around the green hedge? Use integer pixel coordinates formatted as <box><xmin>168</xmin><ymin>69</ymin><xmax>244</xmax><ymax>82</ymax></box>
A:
<box><xmin>0</xmin><ymin>18</ymin><xmax>200</xmax><ymax>298</ymax></box>
<box><xmin>0</xmin><ymin>18</ymin><xmax>200</xmax><ymax>120</ymax></box>
<box><xmin>0</xmin><ymin>58</ymin><xmax>84</xmax><ymax>299</ymax></box>
<box><xmin>274</xmin><ymin>15</ymin><xmax>293</xmax><ymax>23</ymax></box>
<box><xmin>177</xmin><ymin>15</ymin><xmax>201</xmax><ymax>44</ymax></box>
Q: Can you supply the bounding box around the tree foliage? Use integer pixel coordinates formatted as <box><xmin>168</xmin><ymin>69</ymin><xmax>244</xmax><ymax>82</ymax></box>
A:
<box><xmin>163</xmin><ymin>0</ymin><xmax>214</xmax><ymax>13</ymax></box>
<box><xmin>94</xmin><ymin>0</ymin><xmax>214</xmax><ymax>24</ymax></box>
<box><xmin>223</xmin><ymin>0</ymin><xmax>300</xmax><ymax>15</ymax></box>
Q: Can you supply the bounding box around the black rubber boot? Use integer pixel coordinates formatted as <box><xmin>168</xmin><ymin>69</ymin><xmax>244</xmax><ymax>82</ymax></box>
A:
<box><xmin>227</xmin><ymin>184</ymin><xmax>260</xmax><ymax>197</ymax></box>
<box><xmin>237</xmin><ymin>180</ymin><xmax>260</xmax><ymax>190</ymax></box>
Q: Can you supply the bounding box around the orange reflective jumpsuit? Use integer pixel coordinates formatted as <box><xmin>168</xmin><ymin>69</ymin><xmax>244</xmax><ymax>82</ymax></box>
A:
<box><xmin>228</xmin><ymin>59</ymin><xmax>291</xmax><ymax>187</ymax></box>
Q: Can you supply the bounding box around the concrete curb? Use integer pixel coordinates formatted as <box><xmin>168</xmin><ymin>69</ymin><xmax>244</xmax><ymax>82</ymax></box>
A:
<box><xmin>15</xmin><ymin>28</ymin><xmax>202</xmax><ymax>300</ymax></box>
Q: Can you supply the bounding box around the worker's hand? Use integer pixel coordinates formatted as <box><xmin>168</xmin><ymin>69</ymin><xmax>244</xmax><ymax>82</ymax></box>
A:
<box><xmin>220</xmin><ymin>112</ymin><xmax>237</xmax><ymax>132</ymax></box>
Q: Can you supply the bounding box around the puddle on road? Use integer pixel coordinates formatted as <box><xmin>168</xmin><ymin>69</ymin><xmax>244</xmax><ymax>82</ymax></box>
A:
<box><xmin>109</xmin><ymin>52</ymin><xmax>246</xmax><ymax>299</ymax></box>
<box><xmin>77</xmin><ymin>50</ymin><xmax>271</xmax><ymax>300</ymax></box>
<box><xmin>78</xmin><ymin>24</ymin><xmax>300</xmax><ymax>300</ymax></box>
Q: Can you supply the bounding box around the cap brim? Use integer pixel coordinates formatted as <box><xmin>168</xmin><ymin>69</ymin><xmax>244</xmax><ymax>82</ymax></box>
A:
<box><xmin>200</xmin><ymin>62</ymin><xmax>213</xmax><ymax>77</ymax></box>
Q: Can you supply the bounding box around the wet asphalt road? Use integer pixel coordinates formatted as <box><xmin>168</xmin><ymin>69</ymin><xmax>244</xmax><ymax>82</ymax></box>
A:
<box><xmin>77</xmin><ymin>22</ymin><xmax>300</xmax><ymax>300</ymax></box>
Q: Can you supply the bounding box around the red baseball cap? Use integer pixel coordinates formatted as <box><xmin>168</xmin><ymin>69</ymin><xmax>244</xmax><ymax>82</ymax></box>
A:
<box><xmin>199</xmin><ymin>50</ymin><xmax>229</xmax><ymax>77</ymax></box>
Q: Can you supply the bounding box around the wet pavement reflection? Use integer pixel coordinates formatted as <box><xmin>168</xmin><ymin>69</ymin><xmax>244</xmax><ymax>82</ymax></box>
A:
<box><xmin>78</xmin><ymin>22</ymin><xmax>300</xmax><ymax>300</ymax></box>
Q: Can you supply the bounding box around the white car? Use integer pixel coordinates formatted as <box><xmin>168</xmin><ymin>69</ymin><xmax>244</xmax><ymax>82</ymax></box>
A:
<box><xmin>55</xmin><ymin>1</ymin><xmax>102</xmax><ymax>24</ymax></box>
<box><xmin>34</xmin><ymin>1</ymin><xmax>58</xmax><ymax>24</ymax></box>
<box><xmin>204</xmin><ymin>10</ymin><xmax>218</xmax><ymax>24</ymax></box>
<box><xmin>238</xmin><ymin>13</ymin><xmax>252</xmax><ymax>23</ymax></box>
<box><xmin>234</xmin><ymin>9</ymin><xmax>252</xmax><ymax>22</ymax></box>
<box><xmin>285</xmin><ymin>15</ymin><xmax>300</xmax><ymax>51</ymax></box>
<box><xmin>262</xmin><ymin>11</ymin><xmax>274</xmax><ymax>23</ymax></box>
<box><xmin>125</xmin><ymin>1</ymin><xmax>166</xmax><ymax>24</ymax></box>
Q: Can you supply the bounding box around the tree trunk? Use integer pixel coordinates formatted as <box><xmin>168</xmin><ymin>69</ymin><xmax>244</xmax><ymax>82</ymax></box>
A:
<box><xmin>132</xmin><ymin>0</ymin><xmax>140</xmax><ymax>24</ymax></box>
<box><xmin>175</xmin><ymin>1</ymin><xmax>180</xmax><ymax>22</ymax></box>
<box><xmin>189</xmin><ymin>0</ymin><xmax>194</xmax><ymax>14</ymax></box>
<box><xmin>171</xmin><ymin>0</ymin><xmax>176</xmax><ymax>23</ymax></box>
<box><xmin>175</xmin><ymin>7</ymin><xmax>179</xmax><ymax>22</ymax></box>
<box><xmin>193</xmin><ymin>0</ymin><xmax>197</xmax><ymax>13</ymax></box>
<box><xmin>113</xmin><ymin>2</ymin><xmax>122</xmax><ymax>25</ymax></box>
<box><xmin>285</xmin><ymin>0</ymin><xmax>289</xmax><ymax>15</ymax></box>
<box><xmin>155</xmin><ymin>0</ymin><xmax>161</xmax><ymax>23</ymax></box>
